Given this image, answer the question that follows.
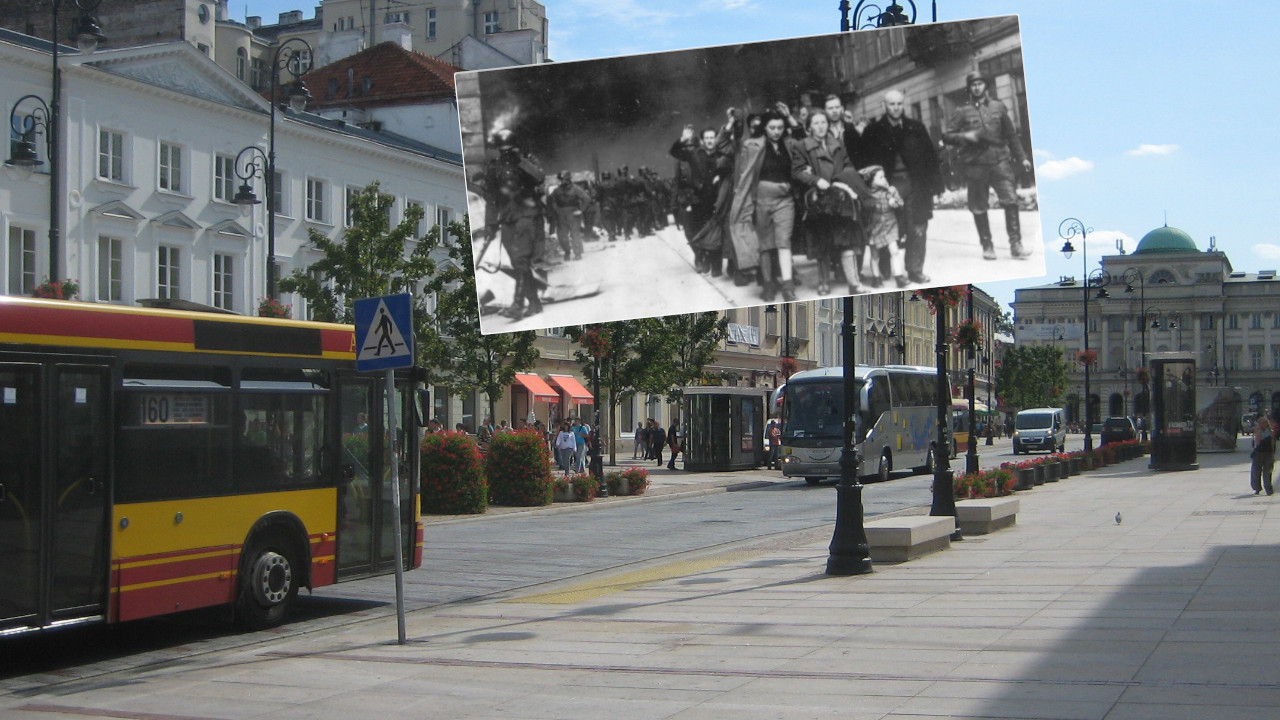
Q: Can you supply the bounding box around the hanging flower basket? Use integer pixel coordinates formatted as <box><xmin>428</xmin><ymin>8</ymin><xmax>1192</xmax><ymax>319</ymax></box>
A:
<box><xmin>257</xmin><ymin>296</ymin><xmax>292</xmax><ymax>319</ymax></box>
<box><xmin>578</xmin><ymin>327</ymin><xmax>612</xmax><ymax>358</ymax></box>
<box><xmin>1076</xmin><ymin>349</ymin><xmax>1098</xmax><ymax>367</ymax></box>
<box><xmin>915</xmin><ymin>285</ymin><xmax>968</xmax><ymax>314</ymax></box>
<box><xmin>951</xmin><ymin>319</ymin><xmax>984</xmax><ymax>352</ymax></box>
<box><xmin>32</xmin><ymin>277</ymin><xmax>79</xmax><ymax>300</ymax></box>
<box><xmin>780</xmin><ymin>356</ymin><xmax>799</xmax><ymax>377</ymax></box>
<box><xmin>1135</xmin><ymin>366</ymin><xmax>1150</xmax><ymax>386</ymax></box>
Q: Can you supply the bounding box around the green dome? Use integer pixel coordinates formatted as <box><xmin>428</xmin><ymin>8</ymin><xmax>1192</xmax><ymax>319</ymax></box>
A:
<box><xmin>1133</xmin><ymin>225</ymin><xmax>1198</xmax><ymax>254</ymax></box>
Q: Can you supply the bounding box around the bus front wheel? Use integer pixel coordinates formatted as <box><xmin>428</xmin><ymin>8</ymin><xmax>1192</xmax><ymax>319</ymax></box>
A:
<box><xmin>237</xmin><ymin>531</ymin><xmax>300</xmax><ymax>630</ymax></box>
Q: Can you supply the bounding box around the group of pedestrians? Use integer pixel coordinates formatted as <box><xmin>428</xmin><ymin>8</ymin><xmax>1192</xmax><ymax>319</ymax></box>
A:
<box><xmin>551</xmin><ymin>417</ymin><xmax>594</xmax><ymax>475</ymax></box>
<box><xmin>633</xmin><ymin>418</ymin><xmax>683</xmax><ymax>469</ymax></box>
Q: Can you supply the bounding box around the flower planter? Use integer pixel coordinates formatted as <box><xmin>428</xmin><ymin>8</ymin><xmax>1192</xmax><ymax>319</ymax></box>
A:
<box><xmin>1016</xmin><ymin>468</ymin><xmax>1035</xmax><ymax>490</ymax></box>
<box><xmin>1045</xmin><ymin>462</ymin><xmax>1060</xmax><ymax>482</ymax></box>
<box><xmin>1033</xmin><ymin>465</ymin><xmax>1046</xmax><ymax>485</ymax></box>
<box><xmin>553</xmin><ymin>484</ymin><xmax>577</xmax><ymax>502</ymax></box>
<box><xmin>1070</xmin><ymin>457</ymin><xmax>1082</xmax><ymax>475</ymax></box>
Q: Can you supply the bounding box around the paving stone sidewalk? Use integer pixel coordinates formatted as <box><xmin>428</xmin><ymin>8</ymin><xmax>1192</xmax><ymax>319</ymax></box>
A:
<box><xmin>7</xmin><ymin>447</ymin><xmax>1278</xmax><ymax>720</ymax></box>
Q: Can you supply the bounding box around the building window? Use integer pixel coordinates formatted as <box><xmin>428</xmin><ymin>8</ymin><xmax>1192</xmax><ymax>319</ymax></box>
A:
<box><xmin>436</xmin><ymin>206</ymin><xmax>453</xmax><ymax>244</ymax></box>
<box><xmin>405</xmin><ymin>200</ymin><xmax>425</xmax><ymax>237</ymax></box>
<box><xmin>385</xmin><ymin>10</ymin><xmax>408</xmax><ymax>23</ymax></box>
<box><xmin>271</xmin><ymin>170</ymin><xmax>286</xmax><ymax>215</ymax></box>
<box><xmin>306</xmin><ymin>178</ymin><xmax>327</xmax><ymax>222</ymax></box>
<box><xmin>158</xmin><ymin>141</ymin><xmax>183</xmax><ymax>193</ymax></box>
<box><xmin>425</xmin><ymin>8</ymin><xmax>436</xmax><ymax>39</ymax></box>
<box><xmin>545</xmin><ymin>327</ymin><xmax>564</xmax><ymax>337</ymax></box>
<box><xmin>197</xmin><ymin>43</ymin><xmax>209</xmax><ymax>56</ymax></box>
<box><xmin>212</xmin><ymin>253</ymin><xmax>234</xmax><ymax>310</ymax></box>
<box><xmin>1228</xmin><ymin>314</ymin><xmax>1238</xmax><ymax>330</ymax></box>
<box><xmin>483</xmin><ymin>10</ymin><xmax>499</xmax><ymax>33</ymax></box>
<box><xmin>1203</xmin><ymin>313</ymin><xmax>1215</xmax><ymax>330</ymax></box>
<box><xmin>214</xmin><ymin>154</ymin><xmax>236</xmax><ymax>202</ymax></box>
<box><xmin>1252</xmin><ymin>346</ymin><xmax>1264</xmax><ymax>371</ymax></box>
<box><xmin>236</xmin><ymin>47</ymin><xmax>247</xmax><ymax>80</ymax></box>
<box><xmin>7</xmin><ymin>225</ymin><xmax>37</xmax><ymax>295</ymax></box>
<box><xmin>1251</xmin><ymin>312</ymin><xmax>1263</xmax><ymax>329</ymax></box>
<box><xmin>1227</xmin><ymin>347</ymin><xmax>1241</xmax><ymax>370</ymax></box>
<box><xmin>251</xmin><ymin>58</ymin><xmax>266</xmax><ymax>90</ymax></box>
<box><xmin>157</xmin><ymin>246</ymin><xmax>180</xmax><ymax>299</ymax></box>
<box><xmin>98</xmin><ymin>236</ymin><xmax>122</xmax><ymax>302</ymax></box>
<box><xmin>1273</xmin><ymin>346</ymin><xmax>1280</xmax><ymax>371</ymax></box>
<box><xmin>98</xmin><ymin>129</ymin><xmax>124</xmax><ymax>182</ymax></box>
<box><xmin>345</xmin><ymin>186</ymin><xmax>360</xmax><ymax>227</ymax></box>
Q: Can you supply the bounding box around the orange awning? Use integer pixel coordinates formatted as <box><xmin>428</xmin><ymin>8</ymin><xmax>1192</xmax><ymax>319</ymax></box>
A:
<box><xmin>514</xmin><ymin>373</ymin><xmax>558</xmax><ymax>403</ymax></box>
<box><xmin>548</xmin><ymin>374</ymin><xmax>594</xmax><ymax>405</ymax></box>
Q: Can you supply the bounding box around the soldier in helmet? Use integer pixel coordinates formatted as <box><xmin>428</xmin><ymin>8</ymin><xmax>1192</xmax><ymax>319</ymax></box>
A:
<box><xmin>942</xmin><ymin>71</ymin><xmax>1033</xmax><ymax>261</ymax></box>
<box><xmin>481</xmin><ymin>128</ymin><xmax>546</xmax><ymax>320</ymax></box>
<box><xmin>597</xmin><ymin>170</ymin><xmax>619</xmax><ymax>241</ymax></box>
<box><xmin>549</xmin><ymin>170</ymin><xmax>591</xmax><ymax>261</ymax></box>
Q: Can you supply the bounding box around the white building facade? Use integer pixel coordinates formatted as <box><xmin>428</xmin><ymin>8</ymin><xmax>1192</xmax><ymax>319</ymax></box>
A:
<box><xmin>1</xmin><ymin>33</ymin><xmax>464</xmax><ymax>313</ymax></box>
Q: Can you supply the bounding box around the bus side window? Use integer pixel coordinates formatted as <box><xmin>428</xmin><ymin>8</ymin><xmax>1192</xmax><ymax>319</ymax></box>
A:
<box><xmin>867</xmin><ymin>378</ymin><xmax>891</xmax><ymax>421</ymax></box>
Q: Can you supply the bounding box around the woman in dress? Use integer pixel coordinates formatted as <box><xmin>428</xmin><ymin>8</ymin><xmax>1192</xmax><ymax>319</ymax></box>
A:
<box><xmin>790</xmin><ymin>110</ymin><xmax>872</xmax><ymax>296</ymax></box>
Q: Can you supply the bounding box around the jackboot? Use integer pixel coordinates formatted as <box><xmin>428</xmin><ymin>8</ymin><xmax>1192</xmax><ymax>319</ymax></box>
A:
<box><xmin>524</xmin><ymin>272</ymin><xmax>543</xmax><ymax>316</ymax></box>
<box><xmin>1006</xmin><ymin>206</ymin><xmax>1031</xmax><ymax>258</ymax></box>
<box><xmin>974</xmin><ymin>213</ymin><xmax>996</xmax><ymax>260</ymax></box>
<box><xmin>708</xmin><ymin>250</ymin><xmax>723</xmax><ymax>277</ymax></box>
<box><xmin>693</xmin><ymin>250</ymin><xmax>709</xmax><ymax>274</ymax></box>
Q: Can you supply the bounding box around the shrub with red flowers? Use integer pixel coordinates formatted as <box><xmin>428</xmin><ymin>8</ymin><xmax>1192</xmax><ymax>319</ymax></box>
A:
<box><xmin>954</xmin><ymin>468</ymin><xmax>1015</xmax><ymax>498</ymax></box>
<box><xmin>1134</xmin><ymin>366</ymin><xmax>1150</xmax><ymax>386</ymax></box>
<box><xmin>577</xmin><ymin>326</ymin><xmax>612</xmax><ymax>358</ymax></box>
<box><xmin>420</xmin><ymin>430</ymin><xmax>487</xmax><ymax>515</ymax></box>
<box><xmin>485</xmin><ymin>428</ymin><xmax>554</xmax><ymax>506</ymax></box>
<box><xmin>1076</xmin><ymin>349</ymin><xmax>1098</xmax><ymax>367</ymax></box>
<box><xmin>605</xmin><ymin>466</ymin><xmax>650</xmax><ymax>496</ymax></box>
<box><xmin>32</xmin><ymin>277</ymin><xmax>79</xmax><ymax>300</ymax></box>
<box><xmin>780</xmin><ymin>356</ymin><xmax>799</xmax><ymax>377</ymax></box>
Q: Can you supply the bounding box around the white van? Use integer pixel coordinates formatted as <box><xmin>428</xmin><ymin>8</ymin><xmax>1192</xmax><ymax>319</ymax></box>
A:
<box><xmin>1012</xmin><ymin>408</ymin><xmax>1066</xmax><ymax>454</ymax></box>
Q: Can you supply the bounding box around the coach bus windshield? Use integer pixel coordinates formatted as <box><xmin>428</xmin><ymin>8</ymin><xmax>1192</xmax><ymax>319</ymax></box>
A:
<box><xmin>782</xmin><ymin>379</ymin><xmax>864</xmax><ymax>444</ymax></box>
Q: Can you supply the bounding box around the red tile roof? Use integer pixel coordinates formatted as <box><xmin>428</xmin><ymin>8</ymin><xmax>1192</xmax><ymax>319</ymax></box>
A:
<box><xmin>298</xmin><ymin>42</ymin><xmax>458</xmax><ymax>110</ymax></box>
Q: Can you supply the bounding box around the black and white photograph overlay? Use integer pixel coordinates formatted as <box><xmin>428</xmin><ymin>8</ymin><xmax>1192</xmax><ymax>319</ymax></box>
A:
<box><xmin>459</xmin><ymin>16</ymin><xmax>1044</xmax><ymax>334</ymax></box>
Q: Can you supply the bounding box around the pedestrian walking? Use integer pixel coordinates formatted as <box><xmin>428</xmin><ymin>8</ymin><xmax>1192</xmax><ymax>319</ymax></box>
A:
<box><xmin>571</xmin><ymin>418</ymin><xmax>590</xmax><ymax>472</ymax></box>
<box><xmin>667</xmin><ymin>419</ymin><xmax>682</xmax><ymax>470</ymax></box>
<box><xmin>1250</xmin><ymin>411</ymin><xmax>1277</xmax><ymax>495</ymax></box>
<box><xmin>633</xmin><ymin>422</ymin><xmax>646</xmax><ymax>459</ymax></box>
<box><xmin>554</xmin><ymin>421</ymin><xmax>577</xmax><ymax>475</ymax></box>
<box><xmin>650</xmin><ymin>420</ymin><xmax>667</xmax><ymax>467</ymax></box>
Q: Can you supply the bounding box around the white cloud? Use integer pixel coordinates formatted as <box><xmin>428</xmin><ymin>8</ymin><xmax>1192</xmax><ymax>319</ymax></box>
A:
<box><xmin>1126</xmin><ymin>143</ymin><xmax>1179</xmax><ymax>156</ymax></box>
<box><xmin>1032</xmin><ymin>148</ymin><xmax>1056</xmax><ymax>160</ymax></box>
<box><xmin>1037</xmin><ymin>156</ymin><xmax>1093</xmax><ymax>180</ymax></box>
<box><xmin>1254</xmin><ymin>243</ymin><xmax>1280</xmax><ymax>260</ymax></box>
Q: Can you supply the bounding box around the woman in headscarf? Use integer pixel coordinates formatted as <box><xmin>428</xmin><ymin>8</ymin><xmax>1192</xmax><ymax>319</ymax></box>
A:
<box><xmin>790</xmin><ymin>110</ymin><xmax>873</xmax><ymax>296</ymax></box>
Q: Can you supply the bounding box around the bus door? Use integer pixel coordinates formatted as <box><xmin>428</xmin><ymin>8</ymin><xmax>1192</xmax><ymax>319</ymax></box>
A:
<box><xmin>335</xmin><ymin>373</ymin><xmax>414</xmax><ymax>580</ymax></box>
<box><xmin>0</xmin><ymin>359</ymin><xmax>110</xmax><ymax>632</ymax></box>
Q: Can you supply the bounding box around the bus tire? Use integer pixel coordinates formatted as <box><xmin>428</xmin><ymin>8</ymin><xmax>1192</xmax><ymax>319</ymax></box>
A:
<box><xmin>805</xmin><ymin>477</ymin><xmax>823</xmax><ymax>485</ymax></box>
<box><xmin>915</xmin><ymin>446</ymin><xmax>934</xmax><ymax>475</ymax></box>
<box><xmin>876</xmin><ymin>453</ymin><xmax>891</xmax><ymax>483</ymax></box>
<box><xmin>236</xmin><ymin>530</ymin><xmax>300</xmax><ymax>630</ymax></box>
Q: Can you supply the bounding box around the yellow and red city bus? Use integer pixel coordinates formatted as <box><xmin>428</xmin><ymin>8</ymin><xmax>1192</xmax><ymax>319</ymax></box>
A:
<box><xmin>0</xmin><ymin>296</ymin><xmax>423</xmax><ymax>635</ymax></box>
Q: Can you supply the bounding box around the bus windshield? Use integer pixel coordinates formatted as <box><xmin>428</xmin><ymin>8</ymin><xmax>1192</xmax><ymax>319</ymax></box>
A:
<box><xmin>782</xmin><ymin>380</ymin><xmax>861</xmax><ymax>442</ymax></box>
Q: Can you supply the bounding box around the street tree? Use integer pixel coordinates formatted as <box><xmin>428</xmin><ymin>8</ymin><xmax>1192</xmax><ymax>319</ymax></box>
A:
<box><xmin>417</xmin><ymin>218</ymin><xmax>538</xmax><ymax>424</ymax></box>
<box><xmin>278</xmin><ymin>182</ymin><xmax>433</xmax><ymax>323</ymax></box>
<box><xmin>659</xmin><ymin>312</ymin><xmax>730</xmax><ymax>401</ymax></box>
<box><xmin>995</xmin><ymin>344</ymin><xmax>1069</xmax><ymax>411</ymax></box>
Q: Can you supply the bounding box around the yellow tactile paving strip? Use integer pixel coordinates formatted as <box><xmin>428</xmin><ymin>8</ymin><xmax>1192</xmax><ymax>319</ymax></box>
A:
<box><xmin>505</xmin><ymin>549</ymin><xmax>768</xmax><ymax>604</ymax></box>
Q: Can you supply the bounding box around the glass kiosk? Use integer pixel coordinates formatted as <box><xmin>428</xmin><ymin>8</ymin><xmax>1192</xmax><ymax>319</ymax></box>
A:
<box><xmin>681</xmin><ymin>386</ymin><xmax>768</xmax><ymax>471</ymax></box>
<box><xmin>1150</xmin><ymin>356</ymin><xmax>1198</xmax><ymax>471</ymax></box>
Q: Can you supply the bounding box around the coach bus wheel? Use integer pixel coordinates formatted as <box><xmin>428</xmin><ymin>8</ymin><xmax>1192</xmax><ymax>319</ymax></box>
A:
<box><xmin>876</xmin><ymin>453</ymin><xmax>891</xmax><ymax>483</ymax></box>
<box><xmin>237</xmin><ymin>532</ymin><xmax>299</xmax><ymax>630</ymax></box>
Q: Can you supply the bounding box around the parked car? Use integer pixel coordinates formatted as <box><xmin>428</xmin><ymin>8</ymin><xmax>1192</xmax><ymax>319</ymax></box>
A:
<box><xmin>1100</xmin><ymin>416</ymin><xmax>1137</xmax><ymax>445</ymax></box>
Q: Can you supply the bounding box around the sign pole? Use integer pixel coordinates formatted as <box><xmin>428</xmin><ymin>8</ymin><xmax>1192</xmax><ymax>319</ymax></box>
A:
<box><xmin>385</xmin><ymin>367</ymin><xmax>407</xmax><ymax>645</ymax></box>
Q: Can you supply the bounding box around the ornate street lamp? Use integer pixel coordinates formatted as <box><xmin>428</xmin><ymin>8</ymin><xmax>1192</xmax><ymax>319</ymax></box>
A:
<box><xmin>841</xmin><ymin>0</ymin><xmax>924</xmax><ymax>30</ymax></box>
<box><xmin>827</xmin><ymin>296</ymin><xmax>871</xmax><ymax>575</ymax></box>
<box><xmin>4</xmin><ymin>0</ymin><xmax>106</xmax><ymax>285</ymax></box>
<box><xmin>1060</xmin><ymin>217</ymin><xmax>1100</xmax><ymax>452</ymax></box>
<box><xmin>238</xmin><ymin>38</ymin><xmax>314</xmax><ymax>300</ymax></box>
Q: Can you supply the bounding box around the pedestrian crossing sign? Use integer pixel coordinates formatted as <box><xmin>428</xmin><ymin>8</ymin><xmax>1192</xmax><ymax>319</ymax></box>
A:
<box><xmin>354</xmin><ymin>293</ymin><xmax>414</xmax><ymax>371</ymax></box>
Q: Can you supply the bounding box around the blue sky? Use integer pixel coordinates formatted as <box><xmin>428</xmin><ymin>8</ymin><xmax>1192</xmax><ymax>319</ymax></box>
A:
<box><xmin>246</xmin><ymin>1</ymin><xmax>1280</xmax><ymax>313</ymax></box>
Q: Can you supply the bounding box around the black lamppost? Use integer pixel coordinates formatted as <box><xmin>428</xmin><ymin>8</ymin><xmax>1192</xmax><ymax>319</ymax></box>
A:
<box><xmin>983</xmin><ymin>354</ymin><xmax>995</xmax><ymax>445</ymax></box>
<box><xmin>1060</xmin><ymin>217</ymin><xmax>1100</xmax><ymax>452</ymax></box>
<box><xmin>923</xmin><ymin>291</ymin><xmax>960</xmax><ymax>539</ymax></box>
<box><xmin>4</xmin><ymin>0</ymin><xmax>105</xmax><ymax>286</ymax></box>
<box><xmin>965</xmin><ymin>285</ymin><xmax>978</xmax><ymax>473</ymax></box>
<box><xmin>233</xmin><ymin>38</ymin><xmax>313</xmax><ymax>300</ymax></box>
<box><xmin>827</xmin><ymin>296</ymin><xmax>871</xmax><ymax>575</ymax></box>
<box><xmin>1123</xmin><ymin>268</ymin><xmax>1147</xmax><ymax>365</ymax></box>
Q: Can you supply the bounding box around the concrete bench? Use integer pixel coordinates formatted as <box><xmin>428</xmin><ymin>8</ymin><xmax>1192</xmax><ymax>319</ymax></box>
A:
<box><xmin>955</xmin><ymin>497</ymin><xmax>1019</xmax><ymax>535</ymax></box>
<box><xmin>864</xmin><ymin>515</ymin><xmax>954</xmax><ymax>563</ymax></box>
